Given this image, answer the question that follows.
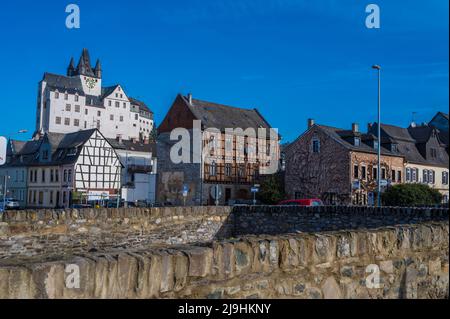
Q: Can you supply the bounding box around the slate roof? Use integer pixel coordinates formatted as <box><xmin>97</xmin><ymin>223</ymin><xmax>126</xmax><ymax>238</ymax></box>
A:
<box><xmin>180</xmin><ymin>95</ymin><xmax>274</xmax><ymax>134</ymax></box>
<box><xmin>43</xmin><ymin>73</ymin><xmax>84</xmax><ymax>93</ymax></box>
<box><xmin>129</xmin><ymin>97</ymin><xmax>153</xmax><ymax>114</ymax></box>
<box><xmin>108</xmin><ymin>138</ymin><xmax>156</xmax><ymax>154</ymax></box>
<box><xmin>3</xmin><ymin>130</ymin><xmax>99</xmax><ymax>167</ymax></box>
<box><xmin>372</xmin><ymin>123</ymin><xmax>449</xmax><ymax>167</ymax></box>
<box><xmin>316</xmin><ymin>125</ymin><xmax>399</xmax><ymax>156</ymax></box>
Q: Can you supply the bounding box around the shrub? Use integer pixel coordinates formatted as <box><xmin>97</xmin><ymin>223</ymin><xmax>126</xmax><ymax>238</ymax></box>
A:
<box><xmin>382</xmin><ymin>183</ymin><xmax>443</xmax><ymax>207</ymax></box>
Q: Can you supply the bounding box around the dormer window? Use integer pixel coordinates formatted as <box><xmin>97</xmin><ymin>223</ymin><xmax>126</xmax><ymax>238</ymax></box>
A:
<box><xmin>67</xmin><ymin>148</ymin><xmax>77</xmax><ymax>156</ymax></box>
<box><xmin>55</xmin><ymin>91</ymin><xmax>60</xmax><ymax>99</ymax></box>
<box><xmin>354</xmin><ymin>137</ymin><xmax>361</xmax><ymax>147</ymax></box>
<box><xmin>391</xmin><ymin>144</ymin><xmax>398</xmax><ymax>152</ymax></box>
<box><xmin>374</xmin><ymin>141</ymin><xmax>379</xmax><ymax>149</ymax></box>
<box><xmin>42</xmin><ymin>150</ymin><xmax>49</xmax><ymax>160</ymax></box>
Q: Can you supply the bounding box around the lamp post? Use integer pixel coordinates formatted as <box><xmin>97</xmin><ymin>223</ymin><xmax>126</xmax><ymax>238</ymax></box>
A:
<box><xmin>372</xmin><ymin>65</ymin><xmax>381</xmax><ymax>207</ymax></box>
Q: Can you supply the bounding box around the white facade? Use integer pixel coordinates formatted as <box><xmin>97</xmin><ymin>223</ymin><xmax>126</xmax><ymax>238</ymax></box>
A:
<box><xmin>405</xmin><ymin>163</ymin><xmax>449</xmax><ymax>203</ymax></box>
<box><xmin>116</xmin><ymin>149</ymin><xmax>157</xmax><ymax>204</ymax></box>
<box><xmin>36</xmin><ymin>49</ymin><xmax>154</xmax><ymax>141</ymax></box>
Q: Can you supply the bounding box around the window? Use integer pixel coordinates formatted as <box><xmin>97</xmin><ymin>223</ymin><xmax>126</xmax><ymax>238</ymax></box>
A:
<box><xmin>225</xmin><ymin>163</ymin><xmax>232</xmax><ymax>177</ymax></box>
<box><xmin>108</xmin><ymin>100</ymin><xmax>112</xmax><ymax>107</ymax></box>
<box><xmin>238</xmin><ymin>164</ymin><xmax>245</xmax><ymax>177</ymax></box>
<box><xmin>115</xmin><ymin>101</ymin><xmax>120</xmax><ymax>108</ymax></box>
<box><xmin>429</xmin><ymin>170</ymin><xmax>435</xmax><ymax>184</ymax></box>
<box><xmin>391</xmin><ymin>169</ymin><xmax>396</xmax><ymax>181</ymax></box>
<box><xmin>430</xmin><ymin>148</ymin><xmax>437</xmax><ymax>158</ymax></box>
<box><xmin>64</xmin><ymin>118</ymin><xmax>70</xmax><ymax>126</ymax></box>
<box><xmin>120</xmin><ymin>116</ymin><xmax>124</xmax><ymax>122</ymax></box>
<box><xmin>353</xmin><ymin>165</ymin><xmax>359</xmax><ymax>179</ymax></box>
<box><xmin>374</xmin><ymin>141</ymin><xmax>379</xmax><ymax>149</ymax></box>
<box><xmin>68</xmin><ymin>170</ymin><xmax>72</xmax><ymax>183</ymax></box>
<box><xmin>412</xmin><ymin>168</ymin><xmax>417</xmax><ymax>182</ymax></box>
<box><xmin>50</xmin><ymin>191</ymin><xmax>54</xmax><ymax>205</ymax></box>
<box><xmin>135</xmin><ymin>114</ymin><xmax>138</xmax><ymax>120</ymax></box>
<box><xmin>64</xmin><ymin>93</ymin><xmax>68</xmax><ymax>100</ymax></box>
<box><xmin>63</xmin><ymin>170</ymin><xmax>67</xmax><ymax>182</ymax></box>
<box><xmin>123</xmin><ymin>102</ymin><xmax>126</xmax><ymax>108</ymax></box>
<box><xmin>42</xmin><ymin>150</ymin><xmax>49</xmax><ymax>160</ymax></box>
<box><xmin>84</xmin><ymin>121</ymin><xmax>87</xmax><ymax>129</ymax></box>
<box><xmin>55</xmin><ymin>117</ymin><xmax>62</xmax><ymax>125</ymax></box>
<box><xmin>75</xmin><ymin>105</ymin><xmax>80</xmax><ymax>113</ymax></box>
<box><xmin>41</xmin><ymin>169</ymin><xmax>45</xmax><ymax>183</ymax></box>
<box><xmin>30</xmin><ymin>170</ymin><xmax>33</xmax><ymax>182</ymax></box>
<box><xmin>110</xmin><ymin>114</ymin><xmax>114</xmax><ymax>121</ymax></box>
<box><xmin>381</xmin><ymin>168</ymin><xmax>386</xmax><ymax>180</ymax></box>
<box><xmin>97</xmin><ymin>120</ymin><xmax>101</xmax><ymax>129</ymax></box>
<box><xmin>38</xmin><ymin>192</ymin><xmax>43</xmax><ymax>205</ymax></box>
<box><xmin>406</xmin><ymin>168</ymin><xmax>411</xmax><ymax>182</ymax></box>
<box><xmin>373</xmin><ymin>167</ymin><xmax>378</xmax><ymax>180</ymax></box>
<box><xmin>50</xmin><ymin>169</ymin><xmax>54</xmax><ymax>182</ymax></box>
<box><xmin>75</xmin><ymin>95</ymin><xmax>79</xmax><ymax>102</ymax></box>
<box><xmin>97</xmin><ymin>111</ymin><xmax>101</xmax><ymax>117</ymax></box>
<box><xmin>312</xmin><ymin>138</ymin><xmax>320</xmax><ymax>153</ymax></box>
<box><xmin>354</xmin><ymin>138</ymin><xmax>361</xmax><ymax>147</ymax></box>
<box><xmin>210</xmin><ymin>161</ymin><xmax>217</xmax><ymax>176</ymax></box>
<box><xmin>361</xmin><ymin>166</ymin><xmax>367</xmax><ymax>180</ymax></box>
<box><xmin>85</xmin><ymin>109</ymin><xmax>88</xmax><ymax>115</ymax></box>
<box><xmin>55</xmin><ymin>92</ymin><xmax>59</xmax><ymax>99</ymax></box>
<box><xmin>393</xmin><ymin>144</ymin><xmax>398</xmax><ymax>152</ymax></box>
<box><xmin>443</xmin><ymin>172</ymin><xmax>449</xmax><ymax>185</ymax></box>
<box><xmin>55</xmin><ymin>169</ymin><xmax>59</xmax><ymax>182</ymax></box>
<box><xmin>74</xmin><ymin>119</ymin><xmax>80</xmax><ymax>127</ymax></box>
<box><xmin>423</xmin><ymin>170</ymin><xmax>429</xmax><ymax>183</ymax></box>
<box><xmin>63</xmin><ymin>192</ymin><xmax>67</xmax><ymax>204</ymax></box>
<box><xmin>397</xmin><ymin>171</ymin><xmax>402</xmax><ymax>183</ymax></box>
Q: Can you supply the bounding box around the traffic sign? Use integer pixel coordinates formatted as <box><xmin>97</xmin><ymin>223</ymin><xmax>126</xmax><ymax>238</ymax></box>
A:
<box><xmin>251</xmin><ymin>187</ymin><xmax>259</xmax><ymax>193</ymax></box>
<box><xmin>0</xmin><ymin>136</ymin><xmax>7</xmax><ymax>166</ymax></box>
<box><xmin>379</xmin><ymin>179</ymin><xmax>388</xmax><ymax>187</ymax></box>
<box><xmin>210</xmin><ymin>185</ymin><xmax>222</xmax><ymax>200</ymax></box>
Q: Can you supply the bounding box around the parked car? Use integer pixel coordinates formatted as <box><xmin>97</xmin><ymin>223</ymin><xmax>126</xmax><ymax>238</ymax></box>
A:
<box><xmin>3</xmin><ymin>198</ymin><xmax>20</xmax><ymax>210</ymax></box>
<box><xmin>278</xmin><ymin>199</ymin><xmax>324</xmax><ymax>206</ymax></box>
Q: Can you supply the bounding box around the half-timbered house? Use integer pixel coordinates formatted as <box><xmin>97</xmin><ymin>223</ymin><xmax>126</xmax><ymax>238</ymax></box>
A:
<box><xmin>5</xmin><ymin>129</ymin><xmax>122</xmax><ymax>208</ymax></box>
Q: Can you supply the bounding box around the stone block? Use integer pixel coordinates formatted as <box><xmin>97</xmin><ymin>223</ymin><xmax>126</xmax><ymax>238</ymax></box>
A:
<box><xmin>321</xmin><ymin>276</ymin><xmax>342</xmax><ymax>299</ymax></box>
<box><xmin>187</xmin><ymin>247</ymin><xmax>213</xmax><ymax>277</ymax></box>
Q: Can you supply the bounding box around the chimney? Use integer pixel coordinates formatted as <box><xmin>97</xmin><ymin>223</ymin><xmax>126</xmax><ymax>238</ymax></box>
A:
<box><xmin>187</xmin><ymin>93</ymin><xmax>193</xmax><ymax>104</ymax></box>
<box><xmin>307</xmin><ymin>118</ymin><xmax>315</xmax><ymax>129</ymax></box>
<box><xmin>352</xmin><ymin>123</ymin><xmax>359</xmax><ymax>133</ymax></box>
<box><xmin>367</xmin><ymin>122</ymin><xmax>373</xmax><ymax>132</ymax></box>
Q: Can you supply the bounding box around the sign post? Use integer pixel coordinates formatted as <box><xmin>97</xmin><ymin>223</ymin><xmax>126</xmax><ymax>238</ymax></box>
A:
<box><xmin>182</xmin><ymin>184</ymin><xmax>189</xmax><ymax>206</ymax></box>
<box><xmin>210</xmin><ymin>185</ymin><xmax>222</xmax><ymax>206</ymax></box>
<box><xmin>251</xmin><ymin>184</ymin><xmax>260</xmax><ymax>205</ymax></box>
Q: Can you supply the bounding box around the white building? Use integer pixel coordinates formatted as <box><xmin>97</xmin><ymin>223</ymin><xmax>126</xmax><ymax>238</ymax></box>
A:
<box><xmin>109</xmin><ymin>137</ymin><xmax>157</xmax><ymax>205</ymax></box>
<box><xmin>35</xmin><ymin>49</ymin><xmax>154</xmax><ymax>141</ymax></box>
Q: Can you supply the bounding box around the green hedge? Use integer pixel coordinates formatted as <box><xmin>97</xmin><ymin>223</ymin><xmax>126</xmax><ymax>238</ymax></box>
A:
<box><xmin>382</xmin><ymin>183</ymin><xmax>443</xmax><ymax>207</ymax></box>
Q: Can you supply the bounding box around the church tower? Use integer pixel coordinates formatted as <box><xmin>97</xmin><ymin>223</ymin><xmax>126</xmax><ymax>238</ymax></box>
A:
<box><xmin>74</xmin><ymin>48</ymin><xmax>102</xmax><ymax>96</ymax></box>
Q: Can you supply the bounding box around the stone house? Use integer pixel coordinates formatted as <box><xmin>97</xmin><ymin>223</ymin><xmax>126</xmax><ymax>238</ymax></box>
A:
<box><xmin>285</xmin><ymin>120</ymin><xmax>405</xmax><ymax>205</ymax></box>
<box><xmin>157</xmin><ymin>94</ymin><xmax>280</xmax><ymax>206</ymax></box>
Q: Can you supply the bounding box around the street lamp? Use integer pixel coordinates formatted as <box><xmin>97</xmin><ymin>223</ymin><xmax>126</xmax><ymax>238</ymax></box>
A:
<box><xmin>372</xmin><ymin>65</ymin><xmax>381</xmax><ymax>207</ymax></box>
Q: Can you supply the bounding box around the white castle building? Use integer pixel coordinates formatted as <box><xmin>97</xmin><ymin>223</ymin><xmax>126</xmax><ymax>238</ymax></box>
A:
<box><xmin>35</xmin><ymin>49</ymin><xmax>154</xmax><ymax>140</ymax></box>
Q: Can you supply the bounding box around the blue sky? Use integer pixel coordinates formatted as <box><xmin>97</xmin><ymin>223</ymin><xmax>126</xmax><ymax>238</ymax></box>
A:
<box><xmin>0</xmin><ymin>0</ymin><xmax>448</xmax><ymax>142</ymax></box>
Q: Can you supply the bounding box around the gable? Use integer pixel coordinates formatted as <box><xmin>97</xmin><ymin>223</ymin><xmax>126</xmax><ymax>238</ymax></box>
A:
<box><xmin>158</xmin><ymin>95</ymin><xmax>197</xmax><ymax>133</ymax></box>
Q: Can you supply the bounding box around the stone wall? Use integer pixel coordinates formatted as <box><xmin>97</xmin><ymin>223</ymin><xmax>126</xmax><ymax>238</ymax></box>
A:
<box><xmin>0</xmin><ymin>206</ymin><xmax>448</xmax><ymax>261</ymax></box>
<box><xmin>0</xmin><ymin>207</ymin><xmax>233</xmax><ymax>260</ymax></box>
<box><xmin>0</xmin><ymin>221</ymin><xmax>448</xmax><ymax>299</ymax></box>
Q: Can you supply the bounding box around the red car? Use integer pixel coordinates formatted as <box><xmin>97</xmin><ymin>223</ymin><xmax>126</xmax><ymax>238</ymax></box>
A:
<box><xmin>278</xmin><ymin>199</ymin><xmax>324</xmax><ymax>206</ymax></box>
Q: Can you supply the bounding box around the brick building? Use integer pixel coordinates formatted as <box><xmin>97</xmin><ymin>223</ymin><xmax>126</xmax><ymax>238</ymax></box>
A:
<box><xmin>285</xmin><ymin>120</ymin><xmax>405</xmax><ymax>205</ymax></box>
